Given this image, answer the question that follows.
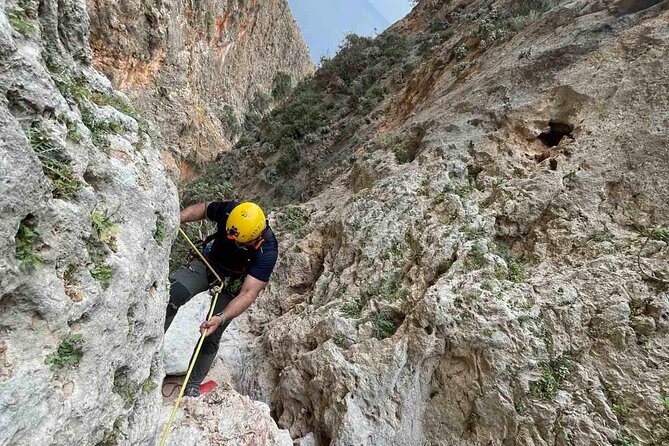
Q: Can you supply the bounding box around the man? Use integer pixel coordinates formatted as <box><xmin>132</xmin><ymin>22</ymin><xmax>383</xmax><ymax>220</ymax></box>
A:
<box><xmin>165</xmin><ymin>201</ymin><xmax>278</xmax><ymax>397</ymax></box>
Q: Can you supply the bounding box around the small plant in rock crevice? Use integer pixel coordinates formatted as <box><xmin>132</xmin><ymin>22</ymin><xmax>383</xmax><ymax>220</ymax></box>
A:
<box><xmin>332</xmin><ymin>332</ymin><xmax>348</xmax><ymax>347</ymax></box>
<box><xmin>611</xmin><ymin>399</ymin><xmax>630</xmax><ymax>419</ymax></box>
<box><xmin>80</xmin><ymin>106</ymin><xmax>124</xmax><ymax>151</ymax></box>
<box><xmin>277</xmin><ymin>206</ymin><xmax>308</xmax><ymax>239</ymax></box>
<box><xmin>113</xmin><ymin>369</ymin><xmax>139</xmax><ymax>408</ymax></box>
<box><xmin>7</xmin><ymin>4</ymin><xmax>36</xmax><ymax>37</ymax></box>
<box><xmin>90</xmin><ymin>262</ymin><xmax>113</xmax><ymax>290</ymax></box>
<box><xmin>496</xmin><ymin>243</ymin><xmax>527</xmax><ymax>283</ymax></box>
<box><xmin>29</xmin><ymin>127</ymin><xmax>81</xmax><ymax>200</ymax></box>
<box><xmin>464</xmin><ymin>243</ymin><xmax>486</xmax><ymax>271</ymax></box>
<box><xmin>91</xmin><ymin>209</ymin><xmax>119</xmax><ymax>252</ymax></box>
<box><xmin>45</xmin><ymin>334</ymin><xmax>84</xmax><ymax>371</ymax></box>
<box><xmin>58</xmin><ymin>114</ymin><xmax>83</xmax><ymax>143</ymax></box>
<box><xmin>97</xmin><ymin>418</ymin><xmax>123</xmax><ymax>446</ymax></box>
<box><xmin>649</xmin><ymin>225</ymin><xmax>669</xmax><ymax>243</ymax></box>
<box><xmin>528</xmin><ymin>356</ymin><xmax>570</xmax><ymax>401</ymax></box>
<box><xmin>88</xmin><ymin>209</ymin><xmax>118</xmax><ymax>290</ymax></box>
<box><xmin>454</xmin><ymin>44</ymin><xmax>469</xmax><ymax>59</ymax></box>
<box><xmin>366</xmin><ymin>312</ymin><xmax>399</xmax><ymax>340</ymax></box>
<box><xmin>90</xmin><ymin>91</ymin><xmax>137</xmax><ymax>118</ymax></box>
<box><xmin>153</xmin><ymin>216</ymin><xmax>166</xmax><ymax>246</ymax></box>
<box><xmin>15</xmin><ymin>219</ymin><xmax>42</xmax><ymax>270</ymax></box>
<box><xmin>662</xmin><ymin>395</ymin><xmax>669</xmax><ymax>409</ymax></box>
<box><xmin>343</xmin><ymin>300</ymin><xmax>364</xmax><ymax>318</ymax></box>
<box><xmin>615</xmin><ymin>433</ymin><xmax>638</xmax><ymax>446</ymax></box>
<box><xmin>45</xmin><ymin>56</ymin><xmax>90</xmax><ymax>102</ymax></box>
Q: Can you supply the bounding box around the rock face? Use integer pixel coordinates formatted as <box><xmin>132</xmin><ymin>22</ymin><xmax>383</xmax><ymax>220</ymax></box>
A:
<box><xmin>194</xmin><ymin>0</ymin><xmax>669</xmax><ymax>445</ymax></box>
<box><xmin>0</xmin><ymin>1</ymin><xmax>311</xmax><ymax>445</ymax></box>
<box><xmin>86</xmin><ymin>0</ymin><xmax>313</xmax><ymax>178</ymax></box>
<box><xmin>0</xmin><ymin>0</ymin><xmax>178</xmax><ymax>444</ymax></box>
<box><xmin>166</xmin><ymin>384</ymin><xmax>293</xmax><ymax>446</ymax></box>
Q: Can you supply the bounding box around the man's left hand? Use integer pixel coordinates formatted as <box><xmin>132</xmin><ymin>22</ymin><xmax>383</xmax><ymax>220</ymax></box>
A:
<box><xmin>200</xmin><ymin>316</ymin><xmax>222</xmax><ymax>337</ymax></box>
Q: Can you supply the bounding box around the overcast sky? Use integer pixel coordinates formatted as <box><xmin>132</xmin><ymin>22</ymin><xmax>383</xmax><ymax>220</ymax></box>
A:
<box><xmin>287</xmin><ymin>0</ymin><xmax>414</xmax><ymax>62</ymax></box>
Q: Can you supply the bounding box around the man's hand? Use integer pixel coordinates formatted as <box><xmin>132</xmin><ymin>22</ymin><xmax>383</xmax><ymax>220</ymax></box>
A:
<box><xmin>200</xmin><ymin>316</ymin><xmax>222</xmax><ymax>337</ymax></box>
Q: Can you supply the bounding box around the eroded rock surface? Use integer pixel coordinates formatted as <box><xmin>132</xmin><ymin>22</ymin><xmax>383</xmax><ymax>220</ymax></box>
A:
<box><xmin>201</xmin><ymin>1</ymin><xmax>669</xmax><ymax>445</ymax></box>
<box><xmin>0</xmin><ymin>0</ymin><xmax>178</xmax><ymax>444</ymax></box>
<box><xmin>166</xmin><ymin>384</ymin><xmax>293</xmax><ymax>446</ymax></box>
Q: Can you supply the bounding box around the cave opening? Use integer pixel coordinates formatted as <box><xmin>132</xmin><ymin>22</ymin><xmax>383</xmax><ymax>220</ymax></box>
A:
<box><xmin>538</xmin><ymin>121</ymin><xmax>573</xmax><ymax>147</ymax></box>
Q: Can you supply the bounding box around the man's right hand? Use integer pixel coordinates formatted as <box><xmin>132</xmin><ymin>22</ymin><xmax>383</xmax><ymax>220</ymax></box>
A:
<box><xmin>199</xmin><ymin>315</ymin><xmax>222</xmax><ymax>337</ymax></box>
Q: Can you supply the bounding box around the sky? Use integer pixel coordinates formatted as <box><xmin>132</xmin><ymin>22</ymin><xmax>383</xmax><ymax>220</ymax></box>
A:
<box><xmin>287</xmin><ymin>0</ymin><xmax>415</xmax><ymax>62</ymax></box>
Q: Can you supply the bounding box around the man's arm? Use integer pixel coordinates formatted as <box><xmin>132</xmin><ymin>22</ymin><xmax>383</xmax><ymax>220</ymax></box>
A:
<box><xmin>200</xmin><ymin>275</ymin><xmax>267</xmax><ymax>336</ymax></box>
<box><xmin>180</xmin><ymin>202</ymin><xmax>209</xmax><ymax>223</ymax></box>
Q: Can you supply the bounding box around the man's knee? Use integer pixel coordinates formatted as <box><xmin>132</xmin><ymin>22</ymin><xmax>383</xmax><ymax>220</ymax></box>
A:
<box><xmin>168</xmin><ymin>281</ymin><xmax>192</xmax><ymax>309</ymax></box>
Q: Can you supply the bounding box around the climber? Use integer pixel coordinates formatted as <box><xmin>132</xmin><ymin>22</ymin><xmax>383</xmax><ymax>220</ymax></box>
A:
<box><xmin>164</xmin><ymin>201</ymin><xmax>278</xmax><ymax>397</ymax></box>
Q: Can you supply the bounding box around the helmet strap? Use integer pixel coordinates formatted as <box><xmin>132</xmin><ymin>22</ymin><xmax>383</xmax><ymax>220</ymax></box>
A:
<box><xmin>252</xmin><ymin>236</ymin><xmax>265</xmax><ymax>250</ymax></box>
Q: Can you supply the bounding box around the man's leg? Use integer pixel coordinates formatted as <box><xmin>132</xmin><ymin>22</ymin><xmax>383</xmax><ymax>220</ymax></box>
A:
<box><xmin>164</xmin><ymin>260</ymin><xmax>210</xmax><ymax>332</ymax></box>
<box><xmin>185</xmin><ymin>291</ymin><xmax>235</xmax><ymax>392</ymax></box>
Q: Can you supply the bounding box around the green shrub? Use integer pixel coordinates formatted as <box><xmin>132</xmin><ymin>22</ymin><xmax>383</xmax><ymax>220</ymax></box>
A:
<box><xmin>529</xmin><ymin>357</ymin><xmax>570</xmax><ymax>401</ymax></box>
<box><xmin>29</xmin><ymin>128</ymin><xmax>81</xmax><ymax>199</ymax></box>
<box><xmin>276</xmin><ymin>206</ymin><xmax>308</xmax><ymax>238</ymax></box>
<box><xmin>615</xmin><ymin>434</ymin><xmax>638</xmax><ymax>446</ymax></box>
<box><xmin>250</xmin><ymin>91</ymin><xmax>272</xmax><ymax>114</ymax></box>
<box><xmin>15</xmin><ymin>221</ymin><xmax>42</xmax><ymax>270</ymax></box>
<box><xmin>454</xmin><ymin>44</ymin><xmax>469</xmax><ymax>59</ymax></box>
<box><xmin>496</xmin><ymin>244</ymin><xmax>527</xmax><ymax>283</ymax></box>
<box><xmin>367</xmin><ymin>312</ymin><xmax>398</xmax><ymax>340</ymax></box>
<box><xmin>45</xmin><ymin>334</ymin><xmax>84</xmax><ymax>371</ymax></box>
<box><xmin>271</xmin><ymin>72</ymin><xmax>293</xmax><ymax>101</ymax></box>
<box><xmin>650</xmin><ymin>225</ymin><xmax>669</xmax><ymax>243</ymax></box>
<box><xmin>180</xmin><ymin>166</ymin><xmax>235</xmax><ymax>207</ymax></box>
<box><xmin>343</xmin><ymin>300</ymin><xmax>363</xmax><ymax>318</ymax></box>
<box><xmin>464</xmin><ymin>243</ymin><xmax>486</xmax><ymax>271</ymax></box>
<box><xmin>220</xmin><ymin>105</ymin><xmax>241</xmax><ymax>136</ymax></box>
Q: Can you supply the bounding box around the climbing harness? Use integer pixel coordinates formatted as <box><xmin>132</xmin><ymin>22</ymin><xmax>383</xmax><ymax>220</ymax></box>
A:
<box><xmin>158</xmin><ymin>228</ymin><xmax>225</xmax><ymax>446</ymax></box>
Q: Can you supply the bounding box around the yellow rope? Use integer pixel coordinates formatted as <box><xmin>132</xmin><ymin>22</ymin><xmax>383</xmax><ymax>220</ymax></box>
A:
<box><xmin>158</xmin><ymin>228</ymin><xmax>224</xmax><ymax>446</ymax></box>
<box><xmin>178</xmin><ymin>227</ymin><xmax>223</xmax><ymax>284</ymax></box>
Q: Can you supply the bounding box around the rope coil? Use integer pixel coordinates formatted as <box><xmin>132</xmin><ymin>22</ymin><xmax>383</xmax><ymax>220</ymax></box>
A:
<box><xmin>158</xmin><ymin>228</ymin><xmax>223</xmax><ymax>446</ymax></box>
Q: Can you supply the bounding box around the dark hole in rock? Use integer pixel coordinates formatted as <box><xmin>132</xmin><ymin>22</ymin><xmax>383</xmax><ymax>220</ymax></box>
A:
<box><xmin>549</xmin><ymin>158</ymin><xmax>558</xmax><ymax>170</ymax></box>
<box><xmin>424</xmin><ymin>325</ymin><xmax>434</xmax><ymax>335</ymax></box>
<box><xmin>538</xmin><ymin>121</ymin><xmax>573</xmax><ymax>147</ymax></box>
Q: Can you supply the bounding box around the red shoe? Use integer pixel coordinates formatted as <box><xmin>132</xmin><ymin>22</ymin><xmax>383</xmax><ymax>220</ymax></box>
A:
<box><xmin>199</xmin><ymin>380</ymin><xmax>217</xmax><ymax>394</ymax></box>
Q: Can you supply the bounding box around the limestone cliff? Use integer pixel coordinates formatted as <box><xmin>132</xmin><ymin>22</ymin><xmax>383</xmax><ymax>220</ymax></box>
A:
<box><xmin>189</xmin><ymin>0</ymin><xmax>669</xmax><ymax>445</ymax></box>
<box><xmin>0</xmin><ymin>0</ymin><xmax>177</xmax><ymax>443</ymax></box>
<box><xmin>0</xmin><ymin>0</ymin><xmax>297</xmax><ymax>444</ymax></box>
<box><xmin>86</xmin><ymin>0</ymin><xmax>313</xmax><ymax>179</ymax></box>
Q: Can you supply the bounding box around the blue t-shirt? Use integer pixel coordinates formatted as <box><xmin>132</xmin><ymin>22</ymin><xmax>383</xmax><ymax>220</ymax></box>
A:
<box><xmin>206</xmin><ymin>201</ymin><xmax>278</xmax><ymax>283</ymax></box>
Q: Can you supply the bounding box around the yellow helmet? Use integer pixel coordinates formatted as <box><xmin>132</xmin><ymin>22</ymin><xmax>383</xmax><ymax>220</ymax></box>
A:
<box><xmin>225</xmin><ymin>202</ymin><xmax>266</xmax><ymax>243</ymax></box>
